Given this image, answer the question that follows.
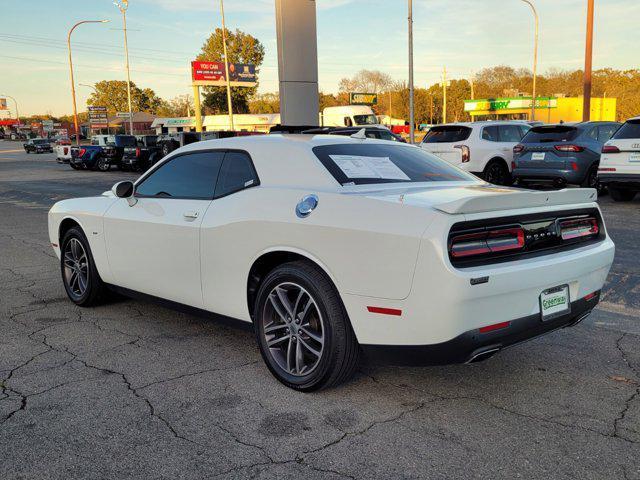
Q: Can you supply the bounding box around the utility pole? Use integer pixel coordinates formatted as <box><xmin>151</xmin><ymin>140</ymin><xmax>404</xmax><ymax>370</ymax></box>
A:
<box><xmin>521</xmin><ymin>0</ymin><xmax>539</xmax><ymax>121</ymax></box>
<box><xmin>470</xmin><ymin>71</ymin><xmax>475</xmax><ymax>100</ymax></box>
<box><xmin>408</xmin><ymin>0</ymin><xmax>415</xmax><ymax>144</ymax></box>
<box><xmin>439</xmin><ymin>67</ymin><xmax>449</xmax><ymax>124</ymax></box>
<box><xmin>583</xmin><ymin>0</ymin><xmax>595</xmax><ymax>121</ymax></box>
<box><xmin>429</xmin><ymin>94</ymin><xmax>433</xmax><ymax>125</ymax></box>
<box><xmin>67</xmin><ymin>20</ymin><xmax>109</xmax><ymax>145</ymax></box>
<box><xmin>114</xmin><ymin>1</ymin><xmax>134</xmax><ymax>134</ymax></box>
<box><xmin>220</xmin><ymin>0</ymin><xmax>234</xmax><ymax>131</ymax></box>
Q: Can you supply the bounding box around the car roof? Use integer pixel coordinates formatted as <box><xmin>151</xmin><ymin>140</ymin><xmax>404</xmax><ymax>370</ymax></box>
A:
<box><xmin>434</xmin><ymin>121</ymin><xmax>526</xmax><ymax>128</ymax></box>
<box><xmin>173</xmin><ymin>134</ymin><xmax>416</xmax><ymax>190</ymax></box>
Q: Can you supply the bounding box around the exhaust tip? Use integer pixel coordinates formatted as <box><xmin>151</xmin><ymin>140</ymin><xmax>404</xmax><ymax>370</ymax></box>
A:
<box><xmin>466</xmin><ymin>347</ymin><xmax>501</xmax><ymax>364</ymax></box>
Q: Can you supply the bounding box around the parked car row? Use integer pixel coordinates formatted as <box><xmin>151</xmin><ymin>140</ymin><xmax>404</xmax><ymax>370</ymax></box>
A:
<box><xmin>23</xmin><ymin>138</ymin><xmax>54</xmax><ymax>154</ymax></box>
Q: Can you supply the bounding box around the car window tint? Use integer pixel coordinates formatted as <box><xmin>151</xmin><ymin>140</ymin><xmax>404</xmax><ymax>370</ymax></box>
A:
<box><xmin>482</xmin><ymin>126</ymin><xmax>499</xmax><ymax>142</ymax></box>
<box><xmin>518</xmin><ymin>125</ymin><xmax>530</xmax><ymax>138</ymax></box>
<box><xmin>136</xmin><ymin>151</ymin><xmax>224</xmax><ymax>199</ymax></box>
<box><xmin>378</xmin><ymin>130</ymin><xmax>395</xmax><ymax>141</ymax></box>
<box><xmin>586</xmin><ymin>127</ymin><xmax>599</xmax><ymax>141</ymax></box>
<box><xmin>422</xmin><ymin>126</ymin><xmax>472</xmax><ymax>143</ymax></box>
<box><xmin>215</xmin><ymin>151</ymin><xmax>258</xmax><ymax>198</ymax></box>
<box><xmin>522</xmin><ymin>126</ymin><xmax>578</xmax><ymax>143</ymax></box>
<box><xmin>313</xmin><ymin>143</ymin><xmax>473</xmax><ymax>185</ymax></box>
<box><xmin>498</xmin><ymin>125</ymin><xmax>522</xmax><ymax>142</ymax></box>
<box><xmin>597</xmin><ymin>124</ymin><xmax>618</xmax><ymax>143</ymax></box>
<box><xmin>612</xmin><ymin>120</ymin><xmax>640</xmax><ymax>139</ymax></box>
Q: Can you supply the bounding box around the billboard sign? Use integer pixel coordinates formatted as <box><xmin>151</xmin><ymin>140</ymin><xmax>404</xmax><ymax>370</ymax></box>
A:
<box><xmin>88</xmin><ymin>106</ymin><xmax>108</xmax><ymax>129</ymax></box>
<box><xmin>42</xmin><ymin>120</ymin><xmax>54</xmax><ymax>132</ymax></box>
<box><xmin>464</xmin><ymin>97</ymin><xmax>558</xmax><ymax>112</ymax></box>
<box><xmin>349</xmin><ymin>92</ymin><xmax>378</xmax><ymax>105</ymax></box>
<box><xmin>191</xmin><ymin>61</ymin><xmax>257</xmax><ymax>87</ymax></box>
<box><xmin>0</xmin><ymin>98</ymin><xmax>7</xmax><ymax>110</ymax></box>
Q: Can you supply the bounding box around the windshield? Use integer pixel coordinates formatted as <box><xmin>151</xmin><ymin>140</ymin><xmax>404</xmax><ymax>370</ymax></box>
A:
<box><xmin>612</xmin><ymin>120</ymin><xmax>640</xmax><ymax>139</ymax></box>
<box><xmin>353</xmin><ymin>114</ymin><xmax>378</xmax><ymax>125</ymax></box>
<box><xmin>422</xmin><ymin>126</ymin><xmax>472</xmax><ymax>143</ymax></box>
<box><xmin>313</xmin><ymin>143</ymin><xmax>474</xmax><ymax>185</ymax></box>
<box><xmin>115</xmin><ymin>136</ymin><xmax>137</xmax><ymax>147</ymax></box>
<box><xmin>522</xmin><ymin>126</ymin><xmax>578</xmax><ymax>143</ymax></box>
<box><xmin>33</xmin><ymin>139</ymin><xmax>48</xmax><ymax>144</ymax></box>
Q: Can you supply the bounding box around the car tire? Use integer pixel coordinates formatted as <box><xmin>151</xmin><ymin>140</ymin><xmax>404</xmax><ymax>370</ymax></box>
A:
<box><xmin>609</xmin><ymin>186</ymin><xmax>637</xmax><ymax>202</ymax></box>
<box><xmin>161</xmin><ymin>144</ymin><xmax>171</xmax><ymax>157</ymax></box>
<box><xmin>254</xmin><ymin>261</ymin><xmax>360</xmax><ymax>391</ymax></box>
<box><xmin>483</xmin><ymin>159</ymin><xmax>511</xmax><ymax>186</ymax></box>
<box><xmin>60</xmin><ymin>227</ymin><xmax>108</xmax><ymax>307</ymax></box>
<box><xmin>96</xmin><ymin>157</ymin><xmax>110</xmax><ymax>172</ymax></box>
<box><xmin>582</xmin><ymin>165</ymin><xmax>600</xmax><ymax>190</ymax></box>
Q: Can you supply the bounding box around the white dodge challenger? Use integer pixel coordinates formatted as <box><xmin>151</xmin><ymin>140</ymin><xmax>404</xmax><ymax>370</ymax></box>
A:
<box><xmin>48</xmin><ymin>134</ymin><xmax>615</xmax><ymax>391</ymax></box>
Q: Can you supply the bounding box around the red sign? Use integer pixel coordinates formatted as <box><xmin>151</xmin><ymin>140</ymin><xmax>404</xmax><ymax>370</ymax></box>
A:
<box><xmin>0</xmin><ymin>119</ymin><xmax>19</xmax><ymax>126</ymax></box>
<box><xmin>191</xmin><ymin>61</ymin><xmax>257</xmax><ymax>87</ymax></box>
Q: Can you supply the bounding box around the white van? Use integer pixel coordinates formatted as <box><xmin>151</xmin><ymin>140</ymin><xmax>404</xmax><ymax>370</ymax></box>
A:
<box><xmin>321</xmin><ymin>105</ymin><xmax>380</xmax><ymax>127</ymax></box>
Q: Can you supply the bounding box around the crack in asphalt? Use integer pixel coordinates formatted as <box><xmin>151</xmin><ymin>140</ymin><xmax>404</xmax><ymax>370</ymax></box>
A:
<box><xmin>613</xmin><ymin>333</ymin><xmax>640</xmax><ymax>442</ymax></box>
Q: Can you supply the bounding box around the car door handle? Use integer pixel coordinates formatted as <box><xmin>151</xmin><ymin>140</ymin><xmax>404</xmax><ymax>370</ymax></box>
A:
<box><xmin>183</xmin><ymin>211</ymin><xmax>199</xmax><ymax>220</ymax></box>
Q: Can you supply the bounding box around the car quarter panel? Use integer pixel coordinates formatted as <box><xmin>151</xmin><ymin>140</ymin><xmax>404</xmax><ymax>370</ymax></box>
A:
<box><xmin>199</xmin><ymin>186</ymin><xmax>436</xmax><ymax>322</ymax></box>
<box><xmin>344</xmin><ymin>202</ymin><xmax>614</xmax><ymax>346</ymax></box>
<box><xmin>48</xmin><ymin>196</ymin><xmax>118</xmax><ymax>284</ymax></box>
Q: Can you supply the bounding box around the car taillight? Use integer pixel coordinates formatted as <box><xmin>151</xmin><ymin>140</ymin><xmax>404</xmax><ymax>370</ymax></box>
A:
<box><xmin>450</xmin><ymin>227</ymin><xmax>525</xmax><ymax>258</ymax></box>
<box><xmin>454</xmin><ymin>144</ymin><xmax>470</xmax><ymax>163</ymax></box>
<box><xmin>602</xmin><ymin>145</ymin><xmax>620</xmax><ymax>154</ymax></box>
<box><xmin>511</xmin><ymin>160</ymin><xmax>516</xmax><ymax>170</ymax></box>
<box><xmin>513</xmin><ymin>144</ymin><xmax>524</xmax><ymax>154</ymax></box>
<box><xmin>558</xmin><ymin>217</ymin><xmax>599</xmax><ymax>241</ymax></box>
<box><xmin>570</xmin><ymin>161</ymin><xmax>578</xmax><ymax>171</ymax></box>
<box><xmin>554</xmin><ymin>144</ymin><xmax>584</xmax><ymax>152</ymax></box>
<box><xmin>63</xmin><ymin>147</ymin><xmax>69</xmax><ymax>155</ymax></box>
<box><xmin>135</xmin><ymin>147</ymin><xmax>141</xmax><ymax>158</ymax></box>
<box><xmin>78</xmin><ymin>148</ymin><xmax>86</xmax><ymax>157</ymax></box>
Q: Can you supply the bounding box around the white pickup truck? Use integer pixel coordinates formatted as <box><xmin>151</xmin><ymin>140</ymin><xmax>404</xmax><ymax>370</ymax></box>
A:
<box><xmin>55</xmin><ymin>140</ymin><xmax>72</xmax><ymax>164</ymax></box>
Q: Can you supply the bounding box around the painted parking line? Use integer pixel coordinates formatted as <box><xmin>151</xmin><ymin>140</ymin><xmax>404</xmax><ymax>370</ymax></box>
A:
<box><xmin>0</xmin><ymin>149</ymin><xmax>25</xmax><ymax>154</ymax></box>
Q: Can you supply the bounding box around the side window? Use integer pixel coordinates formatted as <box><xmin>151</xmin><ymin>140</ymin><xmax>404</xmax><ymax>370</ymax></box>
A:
<box><xmin>498</xmin><ymin>125</ymin><xmax>523</xmax><ymax>143</ymax></box>
<box><xmin>482</xmin><ymin>126</ymin><xmax>499</xmax><ymax>142</ymax></box>
<box><xmin>344</xmin><ymin>117</ymin><xmax>353</xmax><ymax>127</ymax></box>
<box><xmin>214</xmin><ymin>151</ymin><xmax>259</xmax><ymax>198</ymax></box>
<box><xmin>597</xmin><ymin>124</ymin><xmax>618</xmax><ymax>143</ymax></box>
<box><xmin>586</xmin><ymin>127</ymin><xmax>599</xmax><ymax>141</ymax></box>
<box><xmin>135</xmin><ymin>151</ymin><xmax>224</xmax><ymax>199</ymax></box>
<box><xmin>518</xmin><ymin>125</ymin><xmax>530</xmax><ymax>138</ymax></box>
<box><xmin>365</xmin><ymin>131</ymin><xmax>380</xmax><ymax>139</ymax></box>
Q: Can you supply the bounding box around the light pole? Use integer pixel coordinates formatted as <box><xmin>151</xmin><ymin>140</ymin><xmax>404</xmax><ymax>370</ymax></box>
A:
<box><xmin>220</xmin><ymin>0</ymin><xmax>234</xmax><ymax>131</ymax></box>
<box><xmin>67</xmin><ymin>20</ymin><xmax>109</xmax><ymax>145</ymax></box>
<box><xmin>408</xmin><ymin>0</ymin><xmax>415</xmax><ymax>144</ymax></box>
<box><xmin>114</xmin><ymin>1</ymin><xmax>134</xmax><ymax>134</ymax></box>
<box><xmin>521</xmin><ymin>0</ymin><xmax>538</xmax><ymax>121</ymax></box>
<box><xmin>583</xmin><ymin>0</ymin><xmax>595</xmax><ymax>121</ymax></box>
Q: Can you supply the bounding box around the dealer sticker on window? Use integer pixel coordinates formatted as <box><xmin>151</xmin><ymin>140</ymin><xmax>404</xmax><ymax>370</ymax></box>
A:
<box><xmin>540</xmin><ymin>285</ymin><xmax>570</xmax><ymax>321</ymax></box>
<box><xmin>329</xmin><ymin>155</ymin><xmax>410</xmax><ymax>180</ymax></box>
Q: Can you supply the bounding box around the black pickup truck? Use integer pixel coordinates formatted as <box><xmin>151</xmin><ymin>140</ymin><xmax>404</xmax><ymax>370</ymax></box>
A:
<box><xmin>121</xmin><ymin>135</ymin><xmax>162</xmax><ymax>172</ymax></box>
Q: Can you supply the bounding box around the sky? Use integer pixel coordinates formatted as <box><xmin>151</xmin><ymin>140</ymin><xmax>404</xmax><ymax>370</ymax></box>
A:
<box><xmin>1</xmin><ymin>0</ymin><xmax>638</xmax><ymax>117</ymax></box>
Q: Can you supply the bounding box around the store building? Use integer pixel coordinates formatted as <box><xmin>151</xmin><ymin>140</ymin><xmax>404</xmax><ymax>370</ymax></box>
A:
<box><xmin>464</xmin><ymin>96</ymin><xmax>617</xmax><ymax>123</ymax></box>
<box><xmin>151</xmin><ymin>113</ymin><xmax>281</xmax><ymax>135</ymax></box>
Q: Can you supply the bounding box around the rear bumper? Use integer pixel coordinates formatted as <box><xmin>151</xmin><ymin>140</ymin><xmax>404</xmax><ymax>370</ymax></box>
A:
<box><xmin>598</xmin><ymin>173</ymin><xmax>640</xmax><ymax>189</ymax></box>
<box><xmin>513</xmin><ymin>167</ymin><xmax>584</xmax><ymax>184</ymax></box>
<box><xmin>362</xmin><ymin>293</ymin><xmax>598</xmax><ymax>366</ymax></box>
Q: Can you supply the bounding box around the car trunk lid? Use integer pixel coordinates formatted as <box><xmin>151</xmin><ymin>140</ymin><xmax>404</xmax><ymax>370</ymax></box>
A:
<box><xmin>516</xmin><ymin>125</ymin><xmax>580</xmax><ymax>170</ymax></box>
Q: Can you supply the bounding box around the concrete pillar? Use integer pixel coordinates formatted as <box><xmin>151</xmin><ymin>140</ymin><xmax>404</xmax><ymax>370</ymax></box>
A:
<box><xmin>275</xmin><ymin>0</ymin><xmax>319</xmax><ymax>126</ymax></box>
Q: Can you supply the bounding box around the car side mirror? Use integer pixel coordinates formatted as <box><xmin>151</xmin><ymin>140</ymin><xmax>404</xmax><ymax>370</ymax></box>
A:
<box><xmin>112</xmin><ymin>181</ymin><xmax>137</xmax><ymax>206</ymax></box>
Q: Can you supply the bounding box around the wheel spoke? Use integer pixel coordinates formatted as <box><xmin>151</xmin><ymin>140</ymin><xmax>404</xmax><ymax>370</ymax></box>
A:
<box><xmin>292</xmin><ymin>289</ymin><xmax>306</xmax><ymax>317</ymax></box>
<box><xmin>267</xmin><ymin>334</ymin><xmax>290</xmax><ymax>348</ymax></box>
<box><xmin>299</xmin><ymin>337</ymin><xmax>321</xmax><ymax>358</ymax></box>
<box><xmin>286</xmin><ymin>337</ymin><xmax>294</xmax><ymax>373</ymax></box>
<box><xmin>69</xmin><ymin>271</ymin><xmax>78</xmax><ymax>291</ymax></box>
<box><xmin>268</xmin><ymin>293</ymin><xmax>289</xmax><ymax>323</ymax></box>
<box><xmin>275</xmin><ymin>287</ymin><xmax>294</xmax><ymax>317</ymax></box>
<box><xmin>300</xmin><ymin>325</ymin><xmax>323</xmax><ymax>345</ymax></box>
<box><xmin>77</xmin><ymin>272</ymin><xmax>87</xmax><ymax>293</ymax></box>
<box><xmin>297</xmin><ymin>297</ymin><xmax>313</xmax><ymax>324</ymax></box>
<box><xmin>295</xmin><ymin>338</ymin><xmax>303</xmax><ymax>374</ymax></box>
<box><xmin>264</xmin><ymin>322</ymin><xmax>288</xmax><ymax>334</ymax></box>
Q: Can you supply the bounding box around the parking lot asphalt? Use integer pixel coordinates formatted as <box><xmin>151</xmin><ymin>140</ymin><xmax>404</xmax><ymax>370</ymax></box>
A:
<box><xmin>0</xmin><ymin>140</ymin><xmax>639</xmax><ymax>479</ymax></box>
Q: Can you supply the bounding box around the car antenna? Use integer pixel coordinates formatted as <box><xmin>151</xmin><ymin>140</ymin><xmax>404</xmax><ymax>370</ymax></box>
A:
<box><xmin>351</xmin><ymin>128</ymin><xmax>367</xmax><ymax>139</ymax></box>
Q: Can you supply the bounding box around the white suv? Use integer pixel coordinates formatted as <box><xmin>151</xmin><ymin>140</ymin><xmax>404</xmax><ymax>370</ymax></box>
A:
<box><xmin>599</xmin><ymin>117</ymin><xmax>640</xmax><ymax>202</ymax></box>
<box><xmin>420</xmin><ymin>121</ymin><xmax>529</xmax><ymax>185</ymax></box>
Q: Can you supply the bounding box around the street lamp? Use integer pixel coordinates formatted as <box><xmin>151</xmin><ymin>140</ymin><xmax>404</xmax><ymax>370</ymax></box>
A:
<box><xmin>408</xmin><ymin>0</ymin><xmax>414</xmax><ymax>144</ymax></box>
<box><xmin>220</xmin><ymin>0</ymin><xmax>234</xmax><ymax>131</ymax></box>
<box><xmin>583</xmin><ymin>0</ymin><xmax>595</xmax><ymax>121</ymax></box>
<box><xmin>79</xmin><ymin>83</ymin><xmax>97</xmax><ymax>93</ymax></box>
<box><xmin>114</xmin><ymin>0</ymin><xmax>134</xmax><ymax>134</ymax></box>
<box><xmin>68</xmin><ymin>20</ymin><xmax>109</xmax><ymax>145</ymax></box>
<box><xmin>520</xmin><ymin>0</ymin><xmax>538</xmax><ymax>121</ymax></box>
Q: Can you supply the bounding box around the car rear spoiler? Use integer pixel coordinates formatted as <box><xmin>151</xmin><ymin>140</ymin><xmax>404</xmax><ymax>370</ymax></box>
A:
<box><xmin>434</xmin><ymin>188</ymin><xmax>598</xmax><ymax>215</ymax></box>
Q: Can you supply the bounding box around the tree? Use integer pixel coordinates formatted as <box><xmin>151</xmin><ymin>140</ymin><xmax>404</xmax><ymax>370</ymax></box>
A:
<box><xmin>156</xmin><ymin>94</ymin><xmax>195</xmax><ymax>117</ymax></box>
<box><xmin>197</xmin><ymin>28</ymin><xmax>265</xmax><ymax>115</ymax></box>
<box><xmin>248</xmin><ymin>93</ymin><xmax>279</xmax><ymax>114</ymax></box>
<box><xmin>86</xmin><ymin>80</ymin><xmax>164</xmax><ymax>115</ymax></box>
<box><xmin>338</xmin><ymin>69</ymin><xmax>393</xmax><ymax>94</ymax></box>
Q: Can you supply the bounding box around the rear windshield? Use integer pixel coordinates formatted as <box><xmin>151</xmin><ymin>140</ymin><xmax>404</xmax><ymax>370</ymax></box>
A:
<box><xmin>522</xmin><ymin>126</ymin><xmax>578</xmax><ymax>143</ymax></box>
<box><xmin>114</xmin><ymin>136</ymin><xmax>137</xmax><ymax>147</ymax></box>
<box><xmin>422</xmin><ymin>126</ymin><xmax>472</xmax><ymax>143</ymax></box>
<box><xmin>612</xmin><ymin>120</ymin><xmax>640</xmax><ymax>139</ymax></box>
<box><xmin>313</xmin><ymin>143</ymin><xmax>473</xmax><ymax>185</ymax></box>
